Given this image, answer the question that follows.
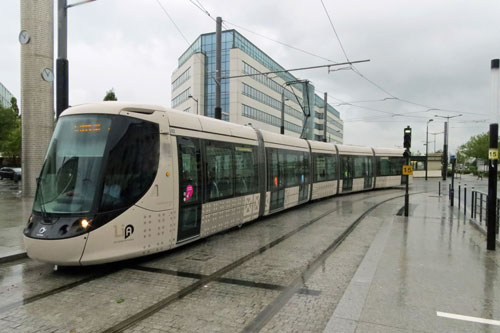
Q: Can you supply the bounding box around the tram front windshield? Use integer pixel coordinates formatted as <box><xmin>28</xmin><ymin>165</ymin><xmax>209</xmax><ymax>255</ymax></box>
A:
<box><xmin>33</xmin><ymin>114</ymin><xmax>159</xmax><ymax>215</ymax></box>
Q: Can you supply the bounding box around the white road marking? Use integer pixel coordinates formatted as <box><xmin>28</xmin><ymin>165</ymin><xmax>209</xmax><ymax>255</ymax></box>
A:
<box><xmin>437</xmin><ymin>311</ymin><xmax>500</xmax><ymax>326</ymax></box>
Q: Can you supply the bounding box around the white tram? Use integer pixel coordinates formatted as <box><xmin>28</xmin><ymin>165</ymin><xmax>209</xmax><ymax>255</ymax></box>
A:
<box><xmin>23</xmin><ymin>103</ymin><xmax>405</xmax><ymax>265</ymax></box>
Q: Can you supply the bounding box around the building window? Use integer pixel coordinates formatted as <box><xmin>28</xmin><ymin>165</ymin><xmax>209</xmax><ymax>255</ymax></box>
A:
<box><xmin>172</xmin><ymin>88</ymin><xmax>190</xmax><ymax>108</ymax></box>
<box><xmin>172</xmin><ymin>67</ymin><xmax>191</xmax><ymax>92</ymax></box>
<box><xmin>241</xmin><ymin>104</ymin><xmax>302</xmax><ymax>134</ymax></box>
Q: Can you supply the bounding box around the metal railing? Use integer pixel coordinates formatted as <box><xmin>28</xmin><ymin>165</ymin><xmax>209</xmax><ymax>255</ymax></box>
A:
<box><xmin>469</xmin><ymin>189</ymin><xmax>500</xmax><ymax>235</ymax></box>
<box><xmin>441</xmin><ymin>181</ymin><xmax>500</xmax><ymax>236</ymax></box>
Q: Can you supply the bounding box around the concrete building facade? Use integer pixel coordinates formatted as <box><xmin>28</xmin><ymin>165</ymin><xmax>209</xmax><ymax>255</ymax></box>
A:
<box><xmin>171</xmin><ymin>30</ymin><xmax>343</xmax><ymax>143</ymax></box>
<box><xmin>0</xmin><ymin>82</ymin><xmax>14</xmax><ymax>109</ymax></box>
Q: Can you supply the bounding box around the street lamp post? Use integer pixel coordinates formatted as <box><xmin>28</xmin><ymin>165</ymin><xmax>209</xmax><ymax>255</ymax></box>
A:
<box><xmin>188</xmin><ymin>95</ymin><xmax>199</xmax><ymax>115</ymax></box>
<box><xmin>425</xmin><ymin>119</ymin><xmax>434</xmax><ymax>180</ymax></box>
<box><xmin>434</xmin><ymin>114</ymin><xmax>462</xmax><ymax>180</ymax></box>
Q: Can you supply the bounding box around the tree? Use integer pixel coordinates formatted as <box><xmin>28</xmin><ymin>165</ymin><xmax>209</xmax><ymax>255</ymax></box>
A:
<box><xmin>457</xmin><ymin>132</ymin><xmax>490</xmax><ymax>162</ymax></box>
<box><xmin>10</xmin><ymin>97</ymin><xmax>19</xmax><ymax>115</ymax></box>
<box><xmin>0</xmin><ymin>104</ymin><xmax>21</xmax><ymax>164</ymax></box>
<box><xmin>103</xmin><ymin>89</ymin><xmax>117</xmax><ymax>101</ymax></box>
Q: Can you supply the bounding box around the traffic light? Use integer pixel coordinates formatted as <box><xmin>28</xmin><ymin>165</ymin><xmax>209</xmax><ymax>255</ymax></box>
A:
<box><xmin>403</xmin><ymin>126</ymin><xmax>412</xmax><ymax>149</ymax></box>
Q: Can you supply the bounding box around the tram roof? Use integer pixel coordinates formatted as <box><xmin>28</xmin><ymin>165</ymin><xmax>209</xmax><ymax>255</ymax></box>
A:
<box><xmin>62</xmin><ymin>102</ymin><xmax>168</xmax><ymax>116</ymax></box>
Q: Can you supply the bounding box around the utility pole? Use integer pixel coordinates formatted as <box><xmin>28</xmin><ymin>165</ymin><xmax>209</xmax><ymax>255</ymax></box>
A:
<box><xmin>435</xmin><ymin>114</ymin><xmax>462</xmax><ymax>180</ymax></box>
<box><xmin>215</xmin><ymin>16</ymin><xmax>222</xmax><ymax>120</ymax></box>
<box><xmin>20</xmin><ymin>0</ymin><xmax>54</xmax><ymax>197</ymax></box>
<box><xmin>280</xmin><ymin>89</ymin><xmax>285</xmax><ymax>135</ymax></box>
<box><xmin>443</xmin><ymin>121</ymin><xmax>448</xmax><ymax>180</ymax></box>
<box><xmin>425</xmin><ymin>119</ymin><xmax>434</xmax><ymax>180</ymax></box>
<box><xmin>487</xmin><ymin>58</ymin><xmax>499</xmax><ymax>251</ymax></box>
<box><xmin>403</xmin><ymin>126</ymin><xmax>412</xmax><ymax>217</ymax></box>
<box><xmin>323</xmin><ymin>92</ymin><xmax>328</xmax><ymax>142</ymax></box>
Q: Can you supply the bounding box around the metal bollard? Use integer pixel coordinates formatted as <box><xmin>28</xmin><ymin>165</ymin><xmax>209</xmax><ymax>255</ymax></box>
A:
<box><xmin>458</xmin><ymin>185</ymin><xmax>461</xmax><ymax>209</ymax></box>
<box><xmin>472</xmin><ymin>188</ymin><xmax>475</xmax><ymax>219</ymax></box>
<box><xmin>464</xmin><ymin>185</ymin><xmax>467</xmax><ymax>216</ymax></box>
<box><xmin>439</xmin><ymin>181</ymin><xmax>441</xmax><ymax>196</ymax></box>
<box><xmin>479</xmin><ymin>193</ymin><xmax>482</xmax><ymax>221</ymax></box>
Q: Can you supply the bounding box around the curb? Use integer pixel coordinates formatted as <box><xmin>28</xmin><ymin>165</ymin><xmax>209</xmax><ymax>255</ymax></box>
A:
<box><xmin>469</xmin><ymin>219</ymin><xmax>500</xmax><ymax>247</ymax></box>
<box><xmin>0</xmin><ymin>252</ymin><xmax>28</xmax><ymax>264</ymax></box>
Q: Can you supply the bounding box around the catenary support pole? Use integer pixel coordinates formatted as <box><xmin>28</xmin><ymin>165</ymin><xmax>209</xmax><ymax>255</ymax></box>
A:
<box><xmin>214</xmin><ymin>16</ymin><xmax>222</xmax><ymax>120</ymax></box>
<box><xmin>323</xmin><ymin>92</ymin><xmax>328</xmax><ymax>142</ymax></box>
<box><xmin>442</xmin><ymin>122</ymin><xmax>448</xmax><ymax>180</ymax></box>
<box><xmin>280</xmin><ymin>89</ymin><xmax>285</xmax><ymax>135</ymax></box>
<box><xmin>487</xmin><ymin>59</ymin><xmax>499</xmax><ymax>250</ymax></box>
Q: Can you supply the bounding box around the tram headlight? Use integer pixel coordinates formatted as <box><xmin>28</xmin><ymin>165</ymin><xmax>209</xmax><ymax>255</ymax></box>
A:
<box><xmin>80</xmin><ymin>219</ymin><xmax>90</xmax><ymax>229</ymax></box>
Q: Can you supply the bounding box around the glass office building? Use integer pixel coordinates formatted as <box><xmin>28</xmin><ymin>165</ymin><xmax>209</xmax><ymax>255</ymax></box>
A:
<box><xmin>0</xmin><ymin>82</ymin><xmax>14</xmax><ymax>109</ymax></box>
<box><xmin>171</xmin><ymin>30</ymin><xmax>343</xmax><ymax>143</ymax></box>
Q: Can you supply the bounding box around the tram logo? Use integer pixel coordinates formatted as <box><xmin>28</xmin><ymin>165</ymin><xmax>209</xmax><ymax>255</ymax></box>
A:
<box><xmin>114</xmin><ymin>224</ymin><xmax>135</xmax><ymax>241</ymax></box>
<box><xmin>125</xmin><ymin>224</ymin><xmax>134</xmax><ymax>239</ymax></box>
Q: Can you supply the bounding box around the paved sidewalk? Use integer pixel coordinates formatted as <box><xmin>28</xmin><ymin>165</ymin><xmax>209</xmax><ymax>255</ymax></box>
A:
<box><xmin>0</xmin><ymin>179</ymin><xmax>32</xmax><ymax>258</ymax></box>
<box><xmin>325</xmin><ymin>177</ymin><xmax>500</xmax><ymax>332</ymax></box>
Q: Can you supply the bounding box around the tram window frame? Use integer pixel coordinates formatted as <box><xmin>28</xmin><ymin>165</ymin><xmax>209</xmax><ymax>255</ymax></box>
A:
<box><xmin>205</xmin><ymin>140</ymin><xmax>234</xmax><ymax>202</ymax></box>
<box><xmin>234</xmin><ymin>144</ymin><xmax>258</xmax><ymax>196</ymax></box>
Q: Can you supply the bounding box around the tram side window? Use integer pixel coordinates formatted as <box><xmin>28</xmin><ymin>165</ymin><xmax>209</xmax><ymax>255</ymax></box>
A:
<box><xmin>314</xmin><ymin>154</ymin><xmax>327</xmax><ymax>182</ymax></box>
<box><xmin>377</xmin><ymin>156</ymin><xmax>403</xmax><ymax>176</ymax></box>
<box><xmin>354</xmin><ymin>156</ymin><xmax>366</xmax><ymax>178</ymax></box>
<box><xmin>206</xmin><ymin>141</ymin><xmax>234</xmax><ymax>201</ymax></box>
<box><xmin>341</xmin><ymin>156</ymin><xmax>352</xmax><ymax>179</ymax></box>
<box><xmin>234</xmin><ymin>145</ymin><xmax>258</xmax><ymax>196</ymax></box>
<box><xmin>303</xmin><ymin>152</ymin><xmax>310</xmax><ymax>183</ymax></box>
<box><xmin>286</xmin><ymin>151</ymin><xmax>300</xmax><ymax>187</ymax></box>
<box><xmin>100</xmin><ymin>120</ymin><xmax>159</xmax><ymax>212</ymax></box>
<box><xmin>314</xmin><ymin>154</ymin><xmax>324</xmax><ymax>182</ymax></box>
<box><xmin>267</xmin><ymin>148</ymin><xmax>285</xmax><ymax>190</ymax></box>
<box><xmin>377</xmin><ymin>157</ymin><xmax>390</xmax><ymax>176</ymax></box>
<box><xmin>326</xmin><ymin>154</ymin><xmax>337</xmax><ymax>181</ymax></box>
<box><xmin>390</xmin><ymin>157</ymin><xmax>404</xmax><ymax>175</ymax></box>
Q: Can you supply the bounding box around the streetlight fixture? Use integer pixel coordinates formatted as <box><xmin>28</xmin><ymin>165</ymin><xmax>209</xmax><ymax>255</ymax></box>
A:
<box><xmin>425</xmin><ymin>119</ymin><xmax>433</xmax><ymax>180</ymax></box>
<box><xmin>434</xmin><ymin>114</ymin><xmax>462</xmax><ymax>180</ymax></box>
<box><xmin>188</xmin><ymin>95</ymin><xmax>199</xmax><ymax>115</ymax></box>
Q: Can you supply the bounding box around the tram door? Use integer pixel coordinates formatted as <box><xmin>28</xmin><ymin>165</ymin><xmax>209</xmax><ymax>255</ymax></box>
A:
<box><xmin>364</xmin><ymin>157</ymin><xmax>373</xmax><ymax>189</ymax></box>
<box><xmin>341</xmin><ymin>155</ymin><xmax>353</xmax><ymax>191</ymax></box>
<box><xmin>268</xmin><ymin>148</ymin><xmax>285</xmax><ymax>212</ymax></box>
<box><xmin>176</xmin><ymin>137</ymin><xmax>202</xmax><ymax>242</ymax></box>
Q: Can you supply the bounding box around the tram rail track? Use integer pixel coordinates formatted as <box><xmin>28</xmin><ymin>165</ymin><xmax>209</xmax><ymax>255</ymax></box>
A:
<box><xmin>0</xmin><ymin>189</ymin><xmax>420</xmax><ymax>332</ymax></box>
<box><xmin>104</xmin><ymin>190</ymin><xmax>420</xmax><ymax>333</ymax></box>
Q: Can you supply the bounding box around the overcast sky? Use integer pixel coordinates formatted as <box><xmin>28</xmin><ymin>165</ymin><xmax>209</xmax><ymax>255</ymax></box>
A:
<box><xmin>1</xmin><ymin>0</ymin><xmax>500</xmax><ymax>155</ymax></box>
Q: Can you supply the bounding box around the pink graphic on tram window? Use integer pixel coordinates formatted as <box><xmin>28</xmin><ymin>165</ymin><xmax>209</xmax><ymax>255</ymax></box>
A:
<box><xmin>184</xmin><ymin>184</ymin><xmax>194</xmax><ymax>202</ymax></box>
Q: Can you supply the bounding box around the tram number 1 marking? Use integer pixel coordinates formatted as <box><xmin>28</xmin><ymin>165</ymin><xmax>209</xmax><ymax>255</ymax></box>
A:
<box><xmin>402</xmin><ymin>165</ymin><xmax>413</xmax><ymax>176</ymax></box>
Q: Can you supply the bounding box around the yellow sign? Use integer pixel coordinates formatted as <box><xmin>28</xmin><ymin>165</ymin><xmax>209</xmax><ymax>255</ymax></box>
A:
<box><xmin>489</xmin><ymin>149</ymin><xmax>498</xmax><ymax>160</ymax></box>
<box><xmin>402</xmin><ymin>165</ymin><xmax>413</xmax><ymax>175</ymax></box>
